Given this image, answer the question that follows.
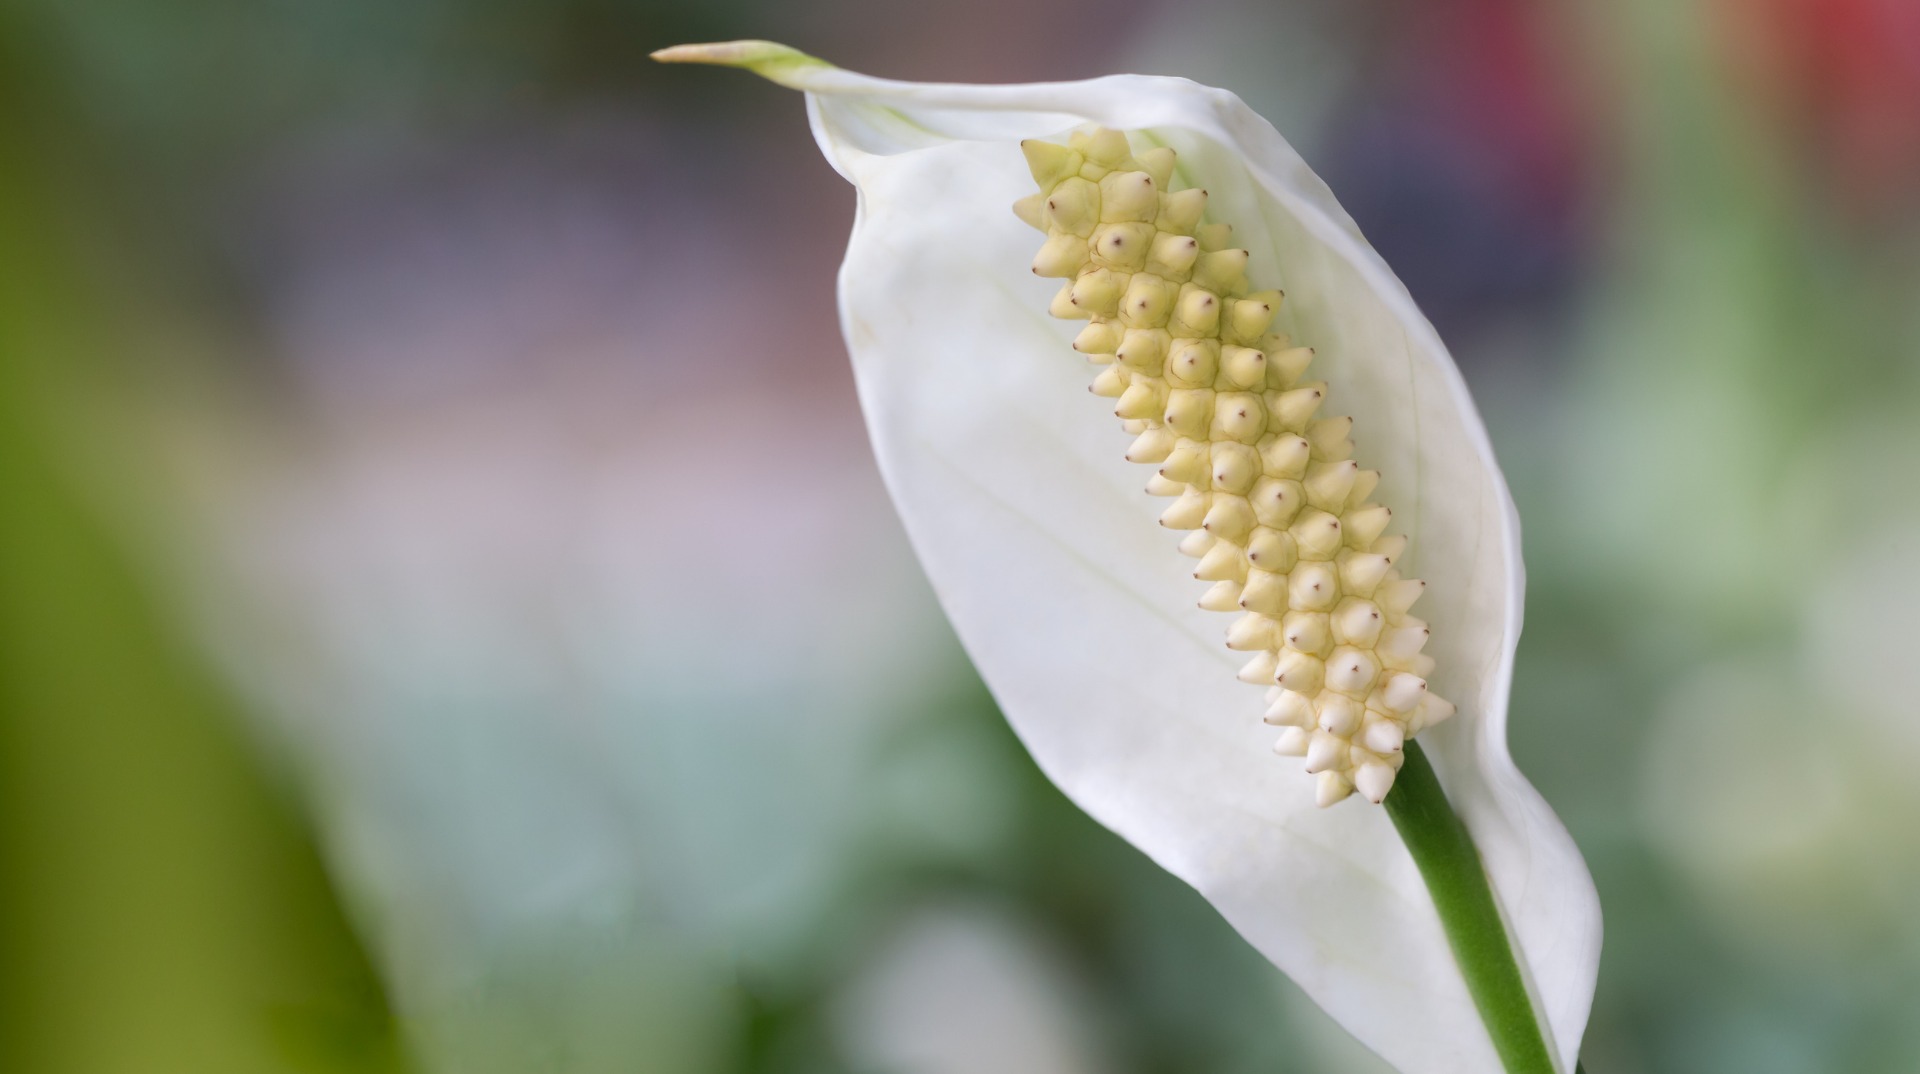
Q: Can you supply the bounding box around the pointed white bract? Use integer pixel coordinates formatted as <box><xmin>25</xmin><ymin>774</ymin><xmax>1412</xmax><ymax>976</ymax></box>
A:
<box><xmin>655</xmin><ymin>40</ymin><xmax>1600</xmax><ymax>1074</ymax></box>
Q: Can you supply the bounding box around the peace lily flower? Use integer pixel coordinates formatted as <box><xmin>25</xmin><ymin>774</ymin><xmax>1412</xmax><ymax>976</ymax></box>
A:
<box><xmin>657</xmin><ymin>40</ymin><xmax>1600</xmax><ymax>1074</ymax></box>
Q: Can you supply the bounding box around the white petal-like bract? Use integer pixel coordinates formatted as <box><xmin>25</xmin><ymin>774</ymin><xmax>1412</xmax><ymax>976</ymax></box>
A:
<box><xmin>662</xmin><ymin>41</ymin><xmax>1601</xmax><ymax>1074</ymax></box>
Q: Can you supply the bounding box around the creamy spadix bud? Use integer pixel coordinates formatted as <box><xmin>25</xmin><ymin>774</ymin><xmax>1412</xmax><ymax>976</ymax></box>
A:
<box><xmin>1177</xmin><ymin>530</ymin><xmax>1214</xmax><ymax>558</ymax></box>
<box><xmin>1198</xmin><ymin>580</ymin><xmax>1243</xmax><ymax>612</ymax></box>
<box><xmin>1264</xmin><ymin>689</ymin><xmax>1316</xmax><ymax>728</ymax></box>
<box><xmin>1020</xmin><ymin>127</ymin><xmax>1452</xmax><ymax>806</ymax></box>
<box><xmin>1143</xmin><ymin>473</ymin><xmax>1184</xmax><ymax>497</ymax></box>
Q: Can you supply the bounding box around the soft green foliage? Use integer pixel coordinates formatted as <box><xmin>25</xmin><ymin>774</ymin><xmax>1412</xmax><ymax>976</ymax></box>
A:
<box><xmin>0</xmin><ymin>82</ymin><xmax>410</xmax><ymax>1074</ymax></box>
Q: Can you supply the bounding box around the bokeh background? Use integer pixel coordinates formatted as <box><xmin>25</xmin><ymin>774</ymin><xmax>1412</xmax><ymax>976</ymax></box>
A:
<box><xmin>2</xmin><ymin>0</ymin><xmax>1917</xmax><ymax>1071</ymax></box>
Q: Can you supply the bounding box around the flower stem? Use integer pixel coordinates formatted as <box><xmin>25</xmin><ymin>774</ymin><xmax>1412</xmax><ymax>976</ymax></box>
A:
<box><xmin>1384</xmin><ymin>742</ymin><xmax>1559</xmax><ymax>1073</ymax></box>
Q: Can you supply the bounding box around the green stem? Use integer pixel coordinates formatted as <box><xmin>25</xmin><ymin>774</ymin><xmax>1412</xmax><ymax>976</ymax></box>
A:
<box><xmin>1384</xmin><ymin>742</ymin><xmax>1559</xmax><ymax>1073</ymax></box>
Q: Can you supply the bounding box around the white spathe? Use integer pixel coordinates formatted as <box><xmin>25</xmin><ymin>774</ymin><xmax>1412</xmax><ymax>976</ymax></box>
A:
<box><xmin>660</xmin><ymin>41</ymin><xmax>1600</xmax><ymax>1074</ymax></box>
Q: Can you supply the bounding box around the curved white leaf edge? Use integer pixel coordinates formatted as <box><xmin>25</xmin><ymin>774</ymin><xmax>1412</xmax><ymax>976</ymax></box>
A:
<box><xmin>660</xmin><ymin>42</ymin><xmax>1600</xmax><ymax>1074</ymax></box>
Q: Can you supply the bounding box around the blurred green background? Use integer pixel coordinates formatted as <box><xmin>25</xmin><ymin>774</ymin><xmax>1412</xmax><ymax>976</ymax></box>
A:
<box><xmin>2</xmin><ymin>0</ymin><xmax>1917</xmax><ymax>1071</ymax></box>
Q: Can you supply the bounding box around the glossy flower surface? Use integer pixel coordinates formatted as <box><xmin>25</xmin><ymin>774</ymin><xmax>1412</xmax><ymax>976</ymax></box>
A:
<box><xmin>657</xmin><ymin>41</ymin><xmax>1601</xmax><ymax>1074</ymax></box>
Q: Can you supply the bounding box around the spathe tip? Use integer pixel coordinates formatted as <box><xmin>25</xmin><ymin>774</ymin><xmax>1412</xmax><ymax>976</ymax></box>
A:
<box><xmin>651</xmin><ymin>40</ymin><xmax>832</xmax><ymax>88</ymax></box>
